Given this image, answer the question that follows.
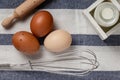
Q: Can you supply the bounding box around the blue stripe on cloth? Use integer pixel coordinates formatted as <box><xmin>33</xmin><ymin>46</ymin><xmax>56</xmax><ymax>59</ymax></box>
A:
<box><xmin>0</xmin><ymin>0</ymin><xmax>96</xmax><ymax>9</ymax></box>
<box><xmin>1</xmin><ymin>34</ymin><xmax>120</xmax><ymax>46</ymax></box>
<box><xmin>0</xmin><ymin>71</ymin><xmax>119</xmax><ymax>80</ymax></box>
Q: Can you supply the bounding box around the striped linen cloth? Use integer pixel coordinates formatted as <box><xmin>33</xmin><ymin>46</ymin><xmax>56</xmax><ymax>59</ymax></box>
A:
<box><xmin>0</xmin><ymin>0</ymin><xmax>120</xmax><ymax>80</ymax></box>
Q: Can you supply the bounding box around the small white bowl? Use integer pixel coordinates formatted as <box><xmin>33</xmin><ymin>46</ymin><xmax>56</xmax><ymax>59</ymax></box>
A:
<box><xmin>94</xmin><ymin>2</ymin><xmax>119</xmax><ymax>27</ymax></box>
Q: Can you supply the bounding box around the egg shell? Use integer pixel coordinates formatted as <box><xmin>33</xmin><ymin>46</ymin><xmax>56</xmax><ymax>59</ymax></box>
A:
<box><xmin>12</xmin><ymin>31</ymin><xmax>40</xmax><ymax>55</ymax></box>
<box><xmin>30</xmin><ymin>10</ymin><xmax>53</xmax><ymax>37</ymax></box>
<box><xmin>44</xmin><ymin>30</ymin><xmax>72</xmax><ymax>53</ymax></box>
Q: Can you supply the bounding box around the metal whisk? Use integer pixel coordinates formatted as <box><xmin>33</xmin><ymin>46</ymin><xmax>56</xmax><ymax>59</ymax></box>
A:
<box><xmin>30</xmin><ymin>49</ymin><xmax>99</xmax><ymax>76</ymax></box>
<box><xmin>0</xmin><ymin>49</ymin><xmax>99</xmax><ymax>76</ymax></box>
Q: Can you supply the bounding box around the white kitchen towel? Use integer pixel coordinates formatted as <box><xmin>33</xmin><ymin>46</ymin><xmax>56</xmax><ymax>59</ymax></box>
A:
<box><xmin>0</xmin><ymin>1</ymin><xmax>120</xmax><ymax>71</ymax></box>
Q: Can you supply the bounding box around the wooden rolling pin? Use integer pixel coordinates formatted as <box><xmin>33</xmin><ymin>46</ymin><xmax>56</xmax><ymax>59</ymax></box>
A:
<box><xmin>1</xmin><ymin>0</ymin><xmax>45</xmax><ymax>28</ymax></box>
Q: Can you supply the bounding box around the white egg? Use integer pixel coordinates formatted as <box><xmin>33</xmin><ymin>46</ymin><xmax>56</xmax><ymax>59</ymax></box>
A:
<box><xmin>44</xmin><ymin>30</ymin><xmax>72</xmax><ymax>53</ymax></box>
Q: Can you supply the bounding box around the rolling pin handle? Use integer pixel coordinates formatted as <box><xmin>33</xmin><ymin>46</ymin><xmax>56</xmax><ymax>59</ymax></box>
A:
<box><xmin>1</xmin><ymin>12</ymin><xmax>18</xmax><ymax>28</ymax></box>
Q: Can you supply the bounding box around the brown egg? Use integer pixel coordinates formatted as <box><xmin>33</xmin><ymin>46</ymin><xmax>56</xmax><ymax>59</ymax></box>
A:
<box><xmin>12</xmin><ymin>31</ymin><xmax>40</xmax><ymax>55</ymax></box>
<box><xmin>30</xmin><ymin>10</ymin><xmax>53</xmax><ymax>37</ymax></box>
